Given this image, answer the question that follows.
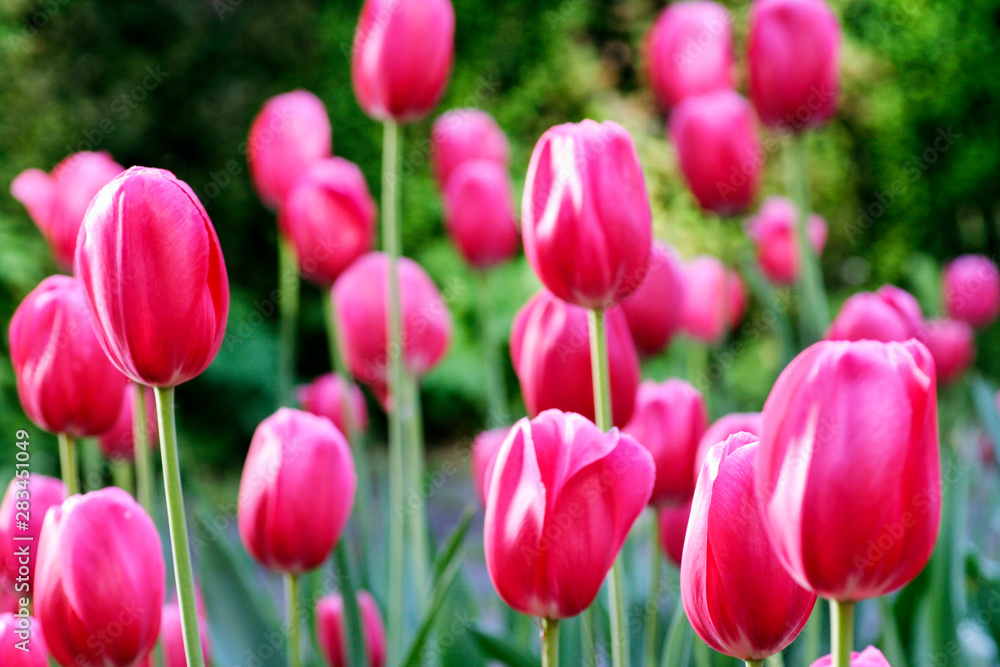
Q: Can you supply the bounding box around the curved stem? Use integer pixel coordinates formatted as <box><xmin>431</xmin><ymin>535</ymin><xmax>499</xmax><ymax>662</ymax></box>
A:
<box><xmin>645</xmin><ymin>511</ymin><xmax>662</xmax><ymax>667</ymax></box>
<box><xmin>133</xmin><ymin>384</ymin><xmax>153</xmax><ymax>514</ymax></box>
<box><xmin>831</xmin><ymin>600</ymin><xmax>855</xmax><ymax>667</ymax></box>
<box><xmin>57</xmin><ymin>433</ymin><xmax>79</xmax><ymax>495</ymax></box>
<box><xmin>277</xmin><ymin>235</ymin><xmax>300</xmax><ymax>406</ymax></box>
<box><xmin>285</xmin><ymin>573</ymin><xmax>301</xmax><ymax>667</ymax></box>
<box><xmin>542</xmin><ymin>618</ymin><xmax>560</xmax><ymax>667</ymax></box>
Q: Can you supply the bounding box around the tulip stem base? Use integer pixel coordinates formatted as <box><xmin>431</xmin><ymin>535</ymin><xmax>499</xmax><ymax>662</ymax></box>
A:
<box><xmin>831</xmin><ymin>600</ymin><xmax>855</xmax><ymax>667</ymax></box>
<box><xmin>542</xmin><ymin>618</ymin><xmax>560</xmax><ymax>667</ymax></box>
<box><xmin>645</xmin><ymin>512</ymin><xmax>662</xmax><ymax>667</ymax></box>
<box><xmin>745</xmin><ymin>661</ymin><xmax>764</xmax><ymax>667</ymax></box>
<box><xmin>285</xmin><ymin>573</ymin><xmax>301</xmax><ymax>667</ymax></box>
<box><xmin>133</xmin><ymin>384</ymin><xmax>154</xmax><ymax>514</ymax></box>
<box><xmin>277</xmin><ymin>235</ymin><xmax>300</xmax><ymax>407</ymax></box>
<box><xmin>57</xmin><ymin>433</ymin><xmax>79</xmax><ymax>495</ymax></box>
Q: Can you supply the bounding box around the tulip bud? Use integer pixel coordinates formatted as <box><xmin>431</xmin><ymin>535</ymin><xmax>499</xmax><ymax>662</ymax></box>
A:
<box><xmin>745</xmin><ymin>196</ymin><xmax>828</xmax><ymax>285</ymax></box>
<box><xmin>522</xmin><ymin>120</ymin><xmax>652</xmax><ymax>309</ymax></box>
<box><xmin>670</xmin><ymin>91</ymin><xmax>762</xmax><ymax>215</ymax></box>
<box><xmin>919</xmin><ymin>318</ymin><xmax>974</xmax><ymax>385</ymax></box>
<box><xmin>511</xmin><ymin>290</ymin><xmax>640</xmax><ymax>427</ymax></box>
<box><xmin>432</xmin><ymin>109</ymin><xmax>510</xmax><ymax>188</ymax></box>
<box><xmin>644</xmin><ymin>2</ymin><xmax>735</xmax><ymax>111</ymax></box>
<box><xmin>161</xmin><ymin>600</ymin><xmax>212</xmax><ymax>667</ymax></box>
<box><xmin>443</xmin><ymin>160</ymin><xmax>520</xmax><ymax>270</ymax></box>
<box><xmin>682</xmin><ymin>433</ymin><xmax>817</xmax><ymax>660</ymax></box>
<box><xmin>756</xmin><ymin>340</ymin><xmax>940</xmax><ymax>601</ymax></box>
<box><xmin>681</xmin><ymin>256</ymin><xmax>746</xmax><ymax>342</ymax></box>
<box><xmin>943</xmin><ymin>254</ymin><xmax>1000</xmax><ymax>328</ymax></box>
<box><xmin>0</xmin><ymin>613</ymin><xmax>49</xmax><ymax>667</ymax></box>
<box><xmin>694</xmin><ymin>411</ymin><xmax>762</xmax><ymax>477</ymax></box>
<box><xmin>484</xmin><ymin>410</ymin><xmax>655</xmax><ymax>618</ymax></box>
<box><xmin>658</xmin><ymin>500</ymin><xmax>692</xmax><ymax>567</ymax></box>
<box><xmin>248</xmin><ymin>90</ymin><xmax>332</xmax><ymax>209</ymax></box>
<box><xmin>620</xmin><ymin>241</ymin><xmax>686</xmax><ymax>356</ymax></box>
<box><xmin>35</xmin><ymin>488</ymin><xmax>165</xmax><ymax>667</ymax></box>
<box><xmin>9</xmin><ymin>275</ymin><xmax>128</xmax><ymax>436</ymax></box>
<box><xmin>470</xmin><ymin>427</ymin><xmax>510</xmax><ymax>505</ymax></box>
<box><xmin>826</xmin><ymin>285</ymin><xmax>923</xmax><ymax>343</ymax></box>
<box><xmin>75</xmin><ymin>166</ymin><xmax>230</xmax><ymax>387</ymax></box>
<box><xmin>98</xmin><ymin>383</ymin><xmax>158</xmax><ymax>461</ymax></box>
<box><xmin>351</xmin><ymin>0</ymin><xmax>455</xmax><ymax>122</ymax></box>
<box><xmin>0</xmin><ymin>475</ymin><xmax>66</xmax><ymax>593</ymax></box>
<box><xmin>10</xmin><ymin>152</ymin><xmax>124</xmax><ymax>271</ymax></box>
<box><xmin>810</xmin><ymin>646</ymin><xmax>891</xmax><ymax>667</ymax></box>
<box><xmin>316</xmin><ymin>591</ymin><xmax>387</xmax><ymax>667</ymax></box>
<box><xmin>238</xmin><ymin>408</ymin><xmax>356</xmax><ymax>573</ymax></box>
<box><xmin>747</xmin><ymin>0</ymin><xmax>841</xmax><ymax>131</ymax></box>
<box><xmin>298</xmin><ymin>373</ymin><xmax>370</xmax><ymax>437</ymax></box>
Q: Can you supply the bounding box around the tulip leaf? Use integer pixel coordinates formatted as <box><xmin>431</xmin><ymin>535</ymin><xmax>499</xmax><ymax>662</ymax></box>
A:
<box><xmin>335</xmin><ymin>540</ymin><xmax>368</xmax><ymax>667</ymax></box>
<box><xmin>470</xmin><ymin>628</ymin><xmax>542</xmax><ymax>667</ymax></box>
<box><xmin>659</xmin><ymin>599</ymin><xmax>691</xmax><ymax>667</ymax></box>
<box><xmin>432</xmin><ymin>503</ymin><xmax>476</xmax><ymax>582</ymax></box>
<box><xmin>878</xmin><ymin>596</ymin><xmax>909</xmax><ymax>667</ymax></box>
<box><xmin>400</xmin><ymin>548</ymin><xmax>466</xmax><ymax>667</ymax></box>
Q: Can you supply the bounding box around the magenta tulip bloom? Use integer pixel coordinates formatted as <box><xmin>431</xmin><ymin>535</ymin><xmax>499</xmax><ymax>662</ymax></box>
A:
<box><xmin>279</xmin><ymin>157</ymin><xmax>376</xmax><ymax>288</ymax></box>
<box><xmin>0</xmin><ymin>613</ymin><xmax>48</xmax><ymax>667</ymax></box>
<box><xmin>511</xmin><ymin>290</ymin><xmax>640</xmax><ymax>427</ymax></box>
<box><xmin>432</xmin><ymin>109</ymin><xmax>510</xmax><ymax>188</ymax></box>
<box><xmin>522</xmin><ymin>120</ymin><xmax>652</xmax><ymax>309</ymax></box>
<box><xmin>620</xmin><ymin>241</ymin><xmax>686</xmax><ymax>356</ymax></box>
<box><xmin>682</xmin><ymin>433</ymin><xmax>817</xmax><ymax>660</ymax></box>
<box><xmin>919</xmin><ymin>318</ymin><xmax>974</xmax><ymax>385</ymax></box>
<box><xmin>943</xmin><ymin>254</ymin><xmax>1000</xmax><ymax>328</ymax></box>
<box><xmin>317</xmin><ymin>591</ymin><xmax>387</xmax><ymax>667</ymax></box>
<box><xmin>670</xmin><ymin>91</ymin><xmax>762</xmax><ymax>215</ymax></box>
<box><xmin>745</xmin><ymin>196</ymin><xmax>828</xmax><ymax>285</ymax></box>
<box><xmin>247</xmin><ymin>90</ymin><xmax>332</xmax><ymax>209</ymax></box>
<box><xmin>484</xmin><ymin>410</ymin><xmax>655</xmax><ymax>618</ymax></box>
<box><xmin>644</xmin><ymin>2</ymin><xmax>735</xmax><ymax>111</ymax></box>
<box><xmin>351</xmin><ymin>0</ymin><xmax>455</xmax><ymax>122</ymax></box>
<box><xmin>747</xmin><ymin>0</ymin><xmax>841</xmax><ymax>131</ymax></box>
<box><xmin>624</xmin><ymin>379</ymin><xmax>707</xmax><ymax>506</ymax></box>
<box><xmin>98</xmin><ymin>383</ymin><xmax>158</xmax><ymax>461</ymax></box>
<box><xmin>161</xmin><ymin>600</ymin><xmax>212</xmax><ymax>667</ymax></box>
<box><xmin>35</xmin><ymin>488</ymin><xmax>165</xmax><ymax>667</ymax></box>
<box><xmin>470</xmin><ymin>427</ymin><xmax>510</xmax><ymax>505</ymax></box>
<box><xmin>681</xmin><ymin>256</ymin><xmax>746</xmax><ymax>342</ymax></box>
<box><xmin>238</xmin><ymin>408</ymin><xmax>356</xmax><ymax>573</ymax></box>
<box><xmin>826</xmin><ymin>285</ymin><xmax>923</xmax><ymax>343</ymax></box>
<box><xmin>659</xmin><ymin>500</ymin><xmax>692</xmax><ymax>567</ymax></box>
<box><xmin>10</xmin><ymin>151</ymin><xmax>124</xmax><ymax>271</ymax></box>
<box><xmin>298</xmin><ymin>373</ymin><xmax>370</xmax><ymax>437</ymax></box>
<box><xmin>756</xmin><ymin>340</ymin><xmax>940</xmax><ymax>601</ymax></box>
<box><xmin>9</xmin><ymin>275</ymin><xmax>128</xmax><ymax>437</ymax></box>
<box><xmin>811</xmin><ymin>646</ymin><xmax>891</xmax><ymax>667</ymax></box>
<box><xmin>75</xmin><ymin>167</ymin><xmax>230</xmax><ymax>387</ymax></box>
<box><xmin>0</xmin><ymin>475</ymin><xmax>66</xmax><ymax>593</ymax></box>
<box><xmin>443</xmin><ymin>160</ymin><xmax>520</xmax><ymax>270</ymax></box>
<box><xmin>694</xmin><ymin>411</ymin><xmax>762</xmax><ymax>477</ymax></box>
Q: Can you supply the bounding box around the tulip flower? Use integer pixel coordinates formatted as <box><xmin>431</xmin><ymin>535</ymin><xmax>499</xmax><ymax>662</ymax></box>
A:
<box><xmin>351</xmin><ymin>0</ymin><xmax>455</xmax><ymax>122</ymax></box>
<box><xmin>624</xmin><ymin>379</ymin><xmax>707</xmax><ymax>506</ymax></box>
<box><xmin>432</xmin><ymin>109</ymin><xmax>510</xmax><ymax>188</ymax></box>
<box><xmin>644</xmin><ymin>1</ymin><xmax>735</xmax><ymax>111</ymax></box>
<box><xmin>920</xmin><ymin>318</ymin><xmax>974</xmax><ymax>385</ymax></box>
<box><xmin>317</xmin><ymin>591</ymin><xmax>387</xmax><ymax>667</ymax></box>
<box><xmin>470</xmin><ymin>427</ymin><xmax>510</xmax><ymax>505</ymax></box>
<box><xmin>747</xmin><ymin>0</ymin><xmax>841</xmax><ymax>131</ymax></box>
<box><xmin>443</xmin><ymin>160</ymin><xmax>520</xmax><ymax>270</ymax></box>
<box><xmin>0</xmin><ymin>475</ymin><xmax>66</xmax><ymax>593</ymax></box>
<box><xmin>248</xmin><ymin>90</ymin><xmax>332</xmax><ymax>209</ymax></box>
<box><xmin>826</xmin><ymin>285</ymin><xmax>923</xmax><ymax>343</ymax></box>
<box><xmin>694</xmin><ymin>411</ymin><xmax>762</xmax><ymax>477</ymax></box>
<box><xmin>659</xmin><ymin>500</ymin><xmax>692</xmax><ymax>567</ymax></box>
<box><xmin>681</xmin><ymin>256</ymin><xmax>746</xmax><ymax>342</ymax></box>
<box><xmin>511</xmin><ymin>290</ymin><xmax>640</xmax><ymax>427</ymax></box>
<box><xmin>810</xmin><ymin>647</ymin><xmax>891</xmax><ymax>667</ymax></box>
<box><xmin>746</xmin><ymin>197</ymin><xmax>828</xmax><ymax>285</ymax></box>
<box><xmin>943</xmin><ymin>254</ymin><xmax>1000</xmax><ymax>328</ymax></box>
<box><xmin>620</xmin><ymin>241</ymin><xmax>686</xmax><ymax>356</ymax></box>
<box><xmin>98</xmin><ymin>383</ymin><xmax>158</xmax><ymax>461</ymax></box>
<box><xmin>298</xmin><ymin>373</ymin><xmax>369</xmax><ymax>437</ymax></box>
<box><xmin>35</xmin><ymin>487</ymin><xmax>165</xmax><ymax>667</ymax></box>
<box><xmin>670</xmin><ymin>91</ymin><xmax>762</xmax><ymax>215</ymax></box>
<box><xmin>0</xmin><ymin>613</ymin><xmax>49</xmax><ymax>667</ymax></box>
<box><xmin>756</xmin><ymin>339</ymin><xmax>940</xmax><ymax>601</ymax></box>
<box><xmin>10</xmin><ymin>151</ymin><xmax>124</xmax><ymax>271</ymax></box>
<box><xmin>682</xmin><ymin>432</ymin><xmax>817</xmax><ymax>661</ymax></box>
<box><xmin>484</xmin><ymin>410</ymin><xmax>655</xmax><ymax>618</ymax></box>
<box><xmin>161</xmin><ymin>599</ymin><xmax>213</xmax><ymax>667</ymax></box>
<box><xmin>522</xmin><ymin>120</ymin><xmax>652</xmax><ymax>309</ymax></box>
<box><xmin>0</xmin><ymin>588</ymin><xmax>17</xmax><ymax>615</ymax></box>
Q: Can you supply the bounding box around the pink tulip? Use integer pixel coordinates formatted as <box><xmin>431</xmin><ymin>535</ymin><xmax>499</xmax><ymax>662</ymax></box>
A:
<box><xmin>511</xmin><ymin>290</ymin><xmax>640</xmax><ymax>427</ymax></box>
<box><xmin>432</xmin><ymin>109</ymin><xmax>510</xmax><ymax>188</ymax></box>
<box><xmin>745</xmin><ymin>196</ymin><xmax>828</xmax><ymax>285</ymax></box>
<box><xmin>75</xmin><ymin>166</ymin><xmax>230</xmax><ymax>387</ymax></box>
<box><xmin>811</xmin><ymin>646</ymin><xmax>891</xmax><ymax>667</ymax></box>
<box><xmin>682</xmin><ymin>433</ymin><xmax>817</xmax><ymax>660</ymax></box>
<box><xmin>522</xmin><ymin>120</ymin><xmax>653</xmax><ymax>309</ymax></box>
<box><xmin>943</xmin><ymin>254</ymin><xmax>1000</xmax><ymax>328</ymax></box>
<box><xmin>826</xmin><ymin>285</ymin><xmax>923</xmax><ymax>343</ymax></box>
<box><xmin>624</xmin><ymin>379</ymin><xmax>707</xmax><ymax>506</ymax></box>
<box><xmin>756</xmin><ymin>340</ymin><xmax>940</xmax><ymax>601</ymax></box>
<box><xmin>298</xmin><ymin>373</ymin><xmax>370</xmax><ymax>437</ymax></box>
<box><xmin>316</xmin><ymin>591</ymin><xmax>387</xmax><ymax>667</ymax></box>
<box><xmin>694</xmin><ymin>411</ymin><xmax>762</xmax><ymax>478</ymax></box>
<box><xmin>351</xmin><ymin>0</ymin><xmax>455</xmax><ymax>122</ymax></box>
<box><xmin>484</xmin><ymin>410</ymin><xmax>655</xmax><ymax>618</ymax></box>
<box><xmin>279</xmin><ymin>157</ymin><xmax>376</xmax><ymax>288</ymax></box>
<box><xmin>659</xmin><ymin>499</ymin><xmax>692</xmax><ymax>567</ymax></box>
<box><xmin>9</xmin><ymin>275</ymin><xmax>128</xmax><ymax>436</ymax></box>
<box><xmin>0</xmin><ymin>475</ymin><xmax>66</xmax><ymax>593</ymax></box>
<box><xmin>247</xmin><ymin>90</ymin><xmax>332</xmax><ymax>209</ymax></box>
<box><xmin>0</xmin><ymin>588</ymin><xmax>17</xmax><ymax>615</ymax></box>
<box><xmin>747</xmin><ymin>0</ymin><xmax>841</xmax><ymax>131</ymax></box>
<box><xmin>98</xmin><ymin>383</ymin><xmax>158</xmax><ymax>461</ymax></box>
<box><xmin>0</xmin><ymin>613</ymin><xmax>48</xmax><ymax>667</ymax></box>
<box><xmin>681</xmin><ymin>256</ymin><xmax>746</xmax><ymax>342</ymax></box>
<box><xmin>470</xmin><ymin>427</ymin><xmax>510</xmax><ymax>505</ymax></box>
<box><xmin>161</xmin><ymin>600</ymin><xmax>212</xmax><ymax>667</ymax></box>
<box><xmin>443</xmin><ymin>160</ymin><xmax>520</xmax><ymax>270</ymax></box>
<box><xmin>620</xmin><ymin>241</ymin><xmax>687</xmax><ymax>356</ymax></box>
<box><xmin>644</xmin><ymin>2</ymin><xmax>735</xmax><ymax>111</ymax></box>
<box><xmin>919</xmin><ymin>318</ymin><xmax>974</xmax><ymax>385</ymax></box>
<box><xmin>238</xmin><ymin>408</ymin><xmax>356</xmax><ymax>573</ymax></box>
<box><xmin>670</xmin><ymin>91</ymin><xmax>762</xmax><ymax>215</ymax></box>
<box><xmin>10</xmin><ymin>151</ymin><xmax>124</xmax><ymax>271</ymax></box>
<box><xmin>35</xmin><ymin>488</ymin><xmax>165</xmax><ymax>667</ymax></box>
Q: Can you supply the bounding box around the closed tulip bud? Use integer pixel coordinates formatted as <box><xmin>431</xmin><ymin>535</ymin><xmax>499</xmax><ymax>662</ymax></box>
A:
<box><xmin>756</xmin><ymin>340</ymin><xmax>940</xmax><ymax>601</ymax></box>
<box><xmin>747</xmin><ymin>0</ymin><xmax>841</xmax><ymax>131</ymax></box>
<box><xmin>522</xmin><ymin>120</ymin><xmax>653</xmax><ymax>309</ymax></box>
<box><xmin>620</xmin><ymin>241</ymin><xmax>686</xmax><ymax>356</ymax></box>
<box><xmin>161</xmin><ymin>600</ymin><xmax>212</xmax><ymax>667</ymax></box>
<box><xmin>484</xmin><ymin>410</ymin><xmax>655</xmax><ymax>618</ymax></box>
<box><xmin>351</xmin><ymin>0</ymin><xmax>455</xmax><ymax>122</ymax></box>
<box><xmin>76</xmin><ymin>167</ymin><xmax>230</xmax><ymax>387</ymax></box>
<box><xmin>943</xmin><ymin>254</ymin><xmax>1000</xmax><ymax>328</ymax></box>
<box><xmin>811</xmin><ymin>646</ymin><xmax>891</xmax><ymax>667</ymax></box>
<box><xmin>659</xmin><ymin>499</ymin><xmax>692</xmax><ymax>567</ymax></box>
<box><xmin>443</xmin><ymin>160</ymin><xmax>520</xmax><ymax>270</ymax></box>
<box><xmin>694</xmin><ymin>411</ymin><xmax>762</xmax><ymax>477</ymax></box>
<box><xmin>624</xmin><ymin>379</ymin><xmax>707</xmax><ymax>506</ymax></box>
<box><xmin>238</xmin><ymin>408</ymin><xmax>356</xmax><ymax>573</ymax></box>
<box><xmin>10</xmin><ymin>152</ymin><xmax>124</xmax><ymax>271</ymax></box>
<box><xmin>470</xmin><ymin>427</ymin><xmax>510</xmax><ymax>505</ymax></box>
<box><xmin>9</xmin><ymin>275</ymin><xmax>128</xmax><ymax>436</ymax></box>
<box><xmin>670</xmin><ymin>91</ymin><xmax>762</xmax><ymax>215</ymax></box>
<box><xmin>681</xmin><ymin>256</ymin><xmax>746</xmax><ymax>342</ymax></box>
<box><xmin>98</xmin><ymin>383</ymin><xmax>158</xmax><ymax>461</ymax></box>
<box><xmin>432</xmin><ymin>109</ymin><xmax>510</xmax><ymax>188</ymax></box>
<box><xmin>248</xmin><ymin>90</ymin><xmax>332</xmax><ymax>209</ymax></box>
<box><xmin>682</xmin><ymin>433</ymin><xmax>817</xmax><ymax>660</ymax></box>
<box><xmin>0</xmin><ymin>475</ymin><xmax>66</xmax><ymax>592</ymax></box>
<box><xmin>745</xmin><ymin>197</ymin><xmax>828</xmax><ymax>285</ymax></box>
<box><xmin>35</xmin><ymin>488</ymin><xmax>165</xmax><ymax>667</ymax></box>
<box><xmin>316</xmin><ymin>591</ymin><xmax>387</xmax><ymax>667</ymax></box>
<box><xmin>919</xmin><ymin>318</ymin><xmax>974</xmax><ymax>385</ymax></box>
<box><xmin>0</xmin><ymin>613</ymin><xmax>48</xmax><ymax>667</ymax></box>
<box><xmin>826</xmin><ymin>285</ymin><xmax>923</xmax><ymax>343</ymax></box>
<box><xmin>298</xmin><ymin>373</ymin><xmax>369</xmax><ymax>437</ymax></box>
<box><xmin>511</xmin><ymin>290</ymin><xmax>640</xmax><ymax>427</ymax></box>
<box><xmin>644</xmin><ymin>2</ymin><xmax>735</xmax><ymax>111</ymax></box>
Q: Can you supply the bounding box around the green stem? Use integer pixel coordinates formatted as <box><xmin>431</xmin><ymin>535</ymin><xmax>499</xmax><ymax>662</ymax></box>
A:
<box><xmin>404</xmin><ymin>373</ymin><xmax>430</xmax><ymax>605</ymax></box>
<box><xmin>285</xmin><ymin>573</ymin><xmax>301</xmax><ymax>667</ymax></box>
<box><xmin>133</xmin><ymin>384</ymin><xmax>154</xmax><ymax>514</ymax></box>
<box><xmin>154</xmin><ymin>386</ymin><xmax>205</xmax><ymax>667</ymax></box>
<box><xmin>645</xmin><ymin>512</ymin><xmax>662</xmax><ymax>667</ymax></box>
<box><xmin>277</xmin><ymin>235</ymin><xmax>300</xmax><ymax>407</ymax></box>
<box><xmin>334</xmin><ymin>541</ymin><xmax>367</xmax><ymax>667</ymax></box>
<box><xmin>831</xmin><ymin>600</ymin><xmax>855</xmax><ymax>667</ymax></box>
<box><xmin>746</xmin><ymin>661</ymin><xmax>765</xmax><ymax>667</ymax></box>
<box><xmin>477</xmin><ymin>270</ymin><xmax>509</xmax><ymax>427</ymax></box>
<box><xmin>111</xmin><ymin>458</ymin><xmax>134</xmax><ymax>495</ymax></box>
<box><xmin>542</xmin><ymin>618</ymin><xmax>560</xmax><ymax>667</ymax></box>
<box><xmin>57</xmin><ymin>433</ymin><xmax>79</xmax><ymax>496</ymax></box>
